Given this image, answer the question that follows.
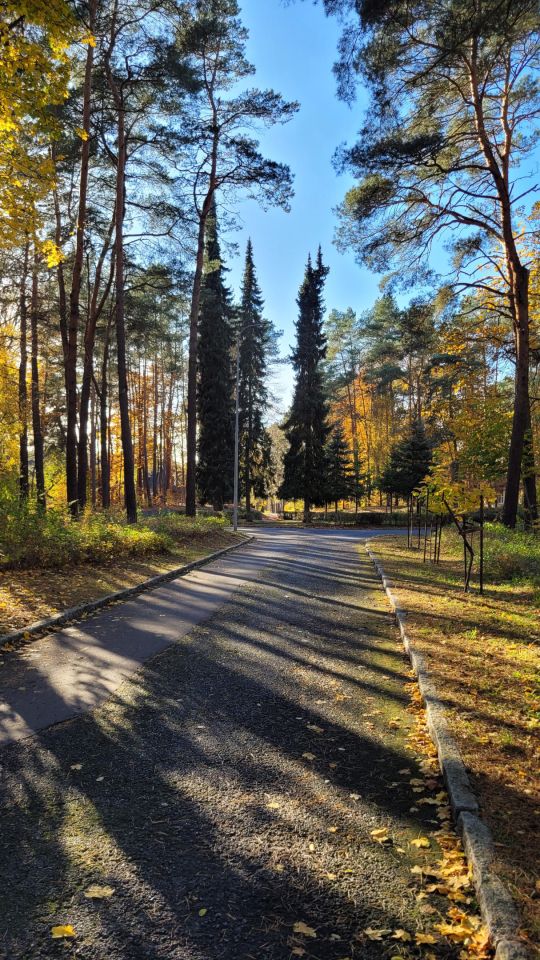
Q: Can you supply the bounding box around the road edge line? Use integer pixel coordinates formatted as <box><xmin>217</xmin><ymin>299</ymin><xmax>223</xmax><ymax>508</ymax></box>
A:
<box><xmin>365</xmin><ymin>540</ymin><xmax>528</xmax><ymax>960</ymax></box>
<box><xmin>1</xmin><ymin>535</ymin><xmax>255</xmax><ymax>653</ymax></box>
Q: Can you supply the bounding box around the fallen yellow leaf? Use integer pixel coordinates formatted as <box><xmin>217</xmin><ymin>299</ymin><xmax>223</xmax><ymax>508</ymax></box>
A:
<box><xmin>364</xmin><ymin>927</ymin><xmax>391</xmax><ymax>941</ymax></box>
<box><xmin>391</xmin><ymin>929</ymin><xmax>412</xmax><ymax>941</ymax></box>
<box><xmin>434</xmin><ymin>922</ymin><xmax>474</xmax><ymax>941</ymax></box>
<box><xmin>51</xmin><ymin>925</ymin><xmax>76</xmax><ymax>939</ymax></box>
<box><xmin>415</xmin><ymin>933</ymin><xmax>438</xmax><ymax>944</ymax></box>
<box><xmin>198</xmin><ymin>907</ymin><xmax>207</xmax><ymax>917</ymax></box>
<box><xmin>370</xmin><ymin>827</ymin><xmax>391</xmax><ymax>843</ymax></box>
<box><xmin>293</xmin><ymin>921</ymin><xmax>317</xmax><ymax>938</ymax></box>
<box><xmin>411</xmin><ymin>837</ymin><xmax>431</xmax><ymax>849</ymax></box>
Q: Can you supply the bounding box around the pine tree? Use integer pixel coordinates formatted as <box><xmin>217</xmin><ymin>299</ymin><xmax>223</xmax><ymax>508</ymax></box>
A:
<box><xmin>325</xmin><ymin>425</ymin><xmax>355</xmax><ymax>517</ymax></box>
<box><xmin>280</xmin><ymin>249</ymin><xmax>331</xmax><ymax>521</ymax></box>
<box><xmin>381</xmin><ymin>420</ymin><xmax>432</xmax><ymax>499</ymax></box>
<box><xmin>196</xmin><ymin>203</ymin><xmax>235</xmax><ymax>510</ymax></box>
<box><xmin>238</xmin><ymin>239</ymin><xmax>276</xmax><ymax>516</ymax></box>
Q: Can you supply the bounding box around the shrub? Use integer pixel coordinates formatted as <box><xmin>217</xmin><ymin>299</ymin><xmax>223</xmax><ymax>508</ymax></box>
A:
<box><xmin>0</xmin><ymin>498</ymin><xmax>227</xmax><ymax>570</ymax></box>
<box><xmin>483</xmin><ymin>523</ymin><xmax>540</xmax><ymax>583</ymax></box>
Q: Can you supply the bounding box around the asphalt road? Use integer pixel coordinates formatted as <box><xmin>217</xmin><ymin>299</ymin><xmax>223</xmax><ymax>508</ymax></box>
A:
<box><xmin>0</xmin><ymin>527</ymin><xmax>403</xmax><ymax>746</ymax></box>
<box><xmin>0</xmin><ymin>526</ymin><xmax>461</xmax><ymax>960</ymax></box>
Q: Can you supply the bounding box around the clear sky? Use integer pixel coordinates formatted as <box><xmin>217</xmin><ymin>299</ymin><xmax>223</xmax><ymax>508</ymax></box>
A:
<box><xmin>225</xmin><ymin>0</ymin><xmax>380</xmax><ymax>414</ymax></box>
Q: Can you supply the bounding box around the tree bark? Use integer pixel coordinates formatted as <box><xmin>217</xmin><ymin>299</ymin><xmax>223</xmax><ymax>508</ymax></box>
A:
<box><xmin>18</xmin><ymin>243</ymin><xmax>29</xmax><ymax>500</ymax></box>
<box><xmin>77</xmin><ymin>218</ymin><xmax>115</xmax><ymax>509</ymax></box>
<box><xmin>185</xmin><ymin>212</ymin><xmax>207</xmax><ymax>516</ymax></box>
<box><xmin>90</xmin><ymin>385</ymin><xmax>97</xmax><ymax>508</ymax></box>
<box><xmin>30</xmin><ymin>256</ymin><xmax>46</xmax><ymax>511</ymax></box>
<box><xmin>185</xmin><ymin>85</ymin><xmax>219</xmax><ymax>516</ymax></box>
<box><xmin>65</xmin><ymin>0</ymin><xmax>96</xmax><ymax>514</ymax></box>
<box><xmin>99</xmin><ymin>313</ymin><xmax>112</xmax><ymax>509</ymax></box>
<box><xmin>502</xmin><ymin>265</ymin><xmax>530</xmax><ymax>527</ymax></box>
<box><xmin>105</xmin><ymin>36</ymin><xmax>137</xmax><ymax>523</ymax></box>
<box><xmin>522</xmin><ymin>392</ymin><xmax>537</xmax><ymax>529</ymax></box>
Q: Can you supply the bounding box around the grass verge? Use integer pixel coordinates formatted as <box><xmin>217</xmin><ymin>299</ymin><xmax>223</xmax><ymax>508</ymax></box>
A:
<box><xmin>368</xmin><ymin>530</ymin><xmax>540</xmax><ymax>947</ymax></box>
<box><xmin>0</xmin><ymin>511</ymin><xmax>242</xmax><ymax>636</ymax></box>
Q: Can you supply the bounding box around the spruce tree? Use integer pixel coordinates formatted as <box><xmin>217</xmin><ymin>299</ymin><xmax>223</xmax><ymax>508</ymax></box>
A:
<box><xmin>380</xmin><ymin>419</ymin><xmax>432</xmax><ymax>500</ymax></box>
<box><xmin>196</xmin><ymin>204</ymin><xmax>235</xmax><ymax>510</ymax></box>
<box><xmin>280</xmin><ymin>249</ymin><xmax>331</xmax><ymax>521</ymax></box>
<box><xmin>238</xmin><ymin>239</ymin><xmax>277</xmax><ymax>516</ymax></box>
<box><xmin>325</xmin><ymin>425</ymin><xmax>355</xmax><ymax>518</ymax></box>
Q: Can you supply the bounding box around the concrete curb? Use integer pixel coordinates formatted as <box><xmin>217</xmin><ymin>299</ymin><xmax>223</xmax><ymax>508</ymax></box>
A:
<box><xmin>0</xmin><ymin>535</ymin><xmax>254</xmax><ymax>653</ymax></box>
<box><xmin>366</xmin><ymin>541</ymin><xmax>528</xmax><ymax>960</ymax></box>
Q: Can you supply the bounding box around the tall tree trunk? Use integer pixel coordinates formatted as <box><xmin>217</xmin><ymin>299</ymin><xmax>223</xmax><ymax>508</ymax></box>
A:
<box><xmin>503</xmin><ymin>266</ymin><xmax>530</xmax><ymax>527</ymax></box>
<box><xmin>78</xmin><ymin>219</ymin><xmax>115</xmax><ymax>509</ymax></box>
<box><xmin>90</xmin><ymin>385</ymin><xmax>97</xmax><ymax>508</ymax></box>
<box><xmin>18</xmin><ymin>243</ymin><xmax>29</xmax><ymax>500</ymax></box>
<box><xmin>185</xmin><ymin>112</ymin><xmax>219</xmax><ymax>516</ymax></box>
<box><xmin>468</xmin><ymin>49</ymin><xmax>534</xmax><ymax>529</ymax></box>
<box><xmin>105</xmin><ymin>47</ymin><xmax>137</xmax><ymax>523</ymax></box>
<box><xmin>30</xmin><ymin>256</ymin><xmax>45</xmax><ymax>511</ymax></box>
<box><xmin>522</xmin><ymin>393</ymin><xmax>537</xmax><ymax>528</ymax></box>
<box><xmin>65</xmin><ymin>0</ymin><xmax>96</xmax><ymax>514</ymax></box>
<box><xmin>99</xmin><ymin>316</ymin><xmax>112</xmax><ymax>509</ymax></box>
<box><xmin>152</xmin><ymin>358</ymin><xmax>158</xmax><ymax>499</ymax></box>
<box><xmin>164</xmin><ymin>366</ymin><xmax>174</xmax><ymax>501</ymax></box>
<box><xmin>245</xmin><ymin>391</ymin><xmax>252</xmax><ymax>516</ymax></box>
<box><xmin>185</xmin><ymin>213</ymin><xmax>207</xmax><ymax>516</ymax></box>
<box><xmin>142</xmin><ymin>359</ymin><xmax>152</xmax><ymax>506</ymax></box>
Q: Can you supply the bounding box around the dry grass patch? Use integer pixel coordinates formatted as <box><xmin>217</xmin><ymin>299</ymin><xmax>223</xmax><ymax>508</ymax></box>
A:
<box><xmin>369</xmin><ymin>532</ymin><xmax>540</xmax><ymax>946</ymax></box>
<box><xmin>0</xmin><ymin>528</ymin><xmax>240</xmax><ymax>636</ymax></box>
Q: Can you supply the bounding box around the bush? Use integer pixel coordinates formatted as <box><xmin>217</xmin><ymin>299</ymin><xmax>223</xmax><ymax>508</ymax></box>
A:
<box><xmin>143</xmin><ymin>511</ymin><xmax>226</xmax><ymax>539</ymax></box>
<box><xmin>0</xmin><ymin>498</ymin><xmax>227</xmax><ymax>570</ymax></box>
<box><xmin>483</xmin><ymin>523</ymin><xmax>540</xmax><ymax>583</ymax></box>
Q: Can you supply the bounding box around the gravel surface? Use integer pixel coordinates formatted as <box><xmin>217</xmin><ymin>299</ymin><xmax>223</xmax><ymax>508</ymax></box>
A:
<box><xmin>0</xmin><ymin>530</ymin><xmax>474</xmax><ymax>959</ymax></box>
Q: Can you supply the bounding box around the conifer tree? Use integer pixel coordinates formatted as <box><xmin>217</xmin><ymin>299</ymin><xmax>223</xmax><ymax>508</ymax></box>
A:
<box><xmin>325</xmin><ymin>425</ymin><xmax>354</xmax><ymax>518</ymax></box>
<box><xmin>280</xmin><ymin>249</ymin><xmax>331</xmax><ymax>521</ymax></box>
<box><xmin>381</xmin><ymin>420</ymin><xmax>432</xmax><ymax>500</ymax></box>
<box><xmin>238</xmin><ymin>239</ymin><xmax>276</xmax><ymax>516</ymax></box>
<box><xmin>196</xmin><ymin>203</ymin><xmax>235</xmax><ymax>510</ymax></box>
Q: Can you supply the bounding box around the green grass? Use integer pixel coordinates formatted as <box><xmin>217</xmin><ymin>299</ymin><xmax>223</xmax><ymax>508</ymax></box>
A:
<box><xmin>0</xmin><ymin>499</ymin><xmax>228</xmax><ymax>570</ymax></box>
<box><xmin>482</xmin><ymin>521</ymin><xmax>540</xmax><ymax>582</ymax></box>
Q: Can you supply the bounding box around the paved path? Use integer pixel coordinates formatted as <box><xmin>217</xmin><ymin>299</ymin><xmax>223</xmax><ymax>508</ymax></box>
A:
<box><xmin>0</xmin><ymin>527</ymin><xmax>459</xmax><ymax>960</ymax></box>
<box><xmin>0</xmin><ymin>528</ymin><xmax>402</xmax><ymax>746</ymax></box>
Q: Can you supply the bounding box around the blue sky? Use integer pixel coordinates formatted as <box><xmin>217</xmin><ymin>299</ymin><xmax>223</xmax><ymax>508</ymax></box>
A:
<box><xmin>225</xmin><ymin>0</ymin><xmax>379</xmax><ymax>414</ymax></box>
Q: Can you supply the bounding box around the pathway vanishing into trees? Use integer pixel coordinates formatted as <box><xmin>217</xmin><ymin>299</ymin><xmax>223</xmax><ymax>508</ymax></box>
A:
<box><xmin>0</xmin><ymin>527</ymin><xmax>460</xmax><ymax>960</ymax></box>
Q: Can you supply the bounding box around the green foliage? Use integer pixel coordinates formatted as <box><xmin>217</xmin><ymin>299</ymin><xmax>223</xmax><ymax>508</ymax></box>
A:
<box><xmin>280</xmin><ymin>249</ymin><xmax>331</xmax><ymax>512</ymax></box>
<box><xmin>325</xmin><ymin>425</ymin><xmax>355</xmax><ymax>504</ymax></box>
<box><xmin>196</xmin><ymin>204</ymin><xmax>235</xmax><ymax>510</ymax></box>
<box><xmin>0</xmin><ymin>498</ymin><xmax>226</xmax><ymax>570</ymax></box>
<box><xmin>482</xmin><ymin>523</ymin><xmax>540</xmax><ymax>583</ymax></box>
<box><xmin>381</xmin><ymin>420</ymin><xmax>432</xmax><ymax>496</ymax></box>
<box><xmin>238</xmin><ymin>239</ymin><xmax>277</xmax><ymax>505</ymax></box>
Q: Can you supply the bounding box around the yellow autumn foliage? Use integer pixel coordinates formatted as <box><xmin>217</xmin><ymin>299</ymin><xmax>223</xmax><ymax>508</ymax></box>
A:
<box><xmin>0</xmin><ymin>0</ymin><xmax>75</xmax><ymax>249</ymax></box>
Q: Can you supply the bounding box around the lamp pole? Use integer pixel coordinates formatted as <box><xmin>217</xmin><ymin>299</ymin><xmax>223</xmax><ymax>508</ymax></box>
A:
<box><xmin>233</xmin><ymin>340</ymin><xmax>241</xmax><ymax>532</ymax></box>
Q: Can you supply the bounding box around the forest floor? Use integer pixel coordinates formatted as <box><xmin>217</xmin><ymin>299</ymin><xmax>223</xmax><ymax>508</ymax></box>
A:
<box><xmin>0</xmin><ymin>529</ymin><xmax>239</xmax><ymax>637</ymax></box>
<box><xmin>368</xmin><ymin>534</ymin><xmax>540</xmax><ymax>945</ymax></box>
<box><xmin>0</xmin><ymin>528</ymin><xmax>491</xmax><ymax>960</ymax></box>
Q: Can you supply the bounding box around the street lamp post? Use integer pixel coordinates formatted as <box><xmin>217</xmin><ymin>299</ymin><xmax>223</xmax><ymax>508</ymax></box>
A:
<box><xmin>233</xmin><ymin>340</ymin><xmax>241</xmax><ymax>533</ymax></box>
